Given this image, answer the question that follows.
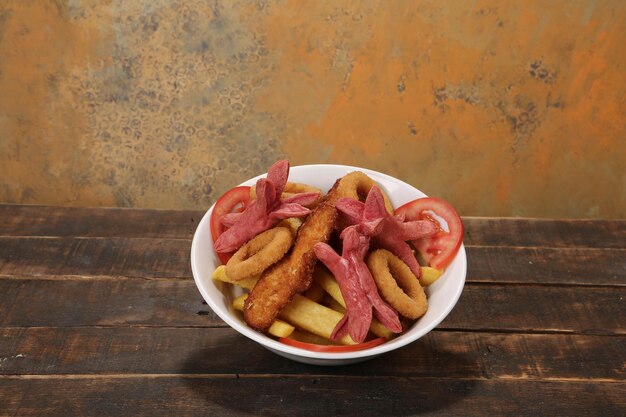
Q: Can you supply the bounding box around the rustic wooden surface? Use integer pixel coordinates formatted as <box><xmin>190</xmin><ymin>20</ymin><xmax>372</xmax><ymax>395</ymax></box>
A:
<box><xmin>0</xmin><ymin>204</ymin><xmax>624</xmax><ymax>416</ymax></box>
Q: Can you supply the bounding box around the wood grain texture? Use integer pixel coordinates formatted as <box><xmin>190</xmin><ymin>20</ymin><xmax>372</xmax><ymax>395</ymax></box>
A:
<box><xmin>1</xmin><ymin>207</ymin><xmax>624</xmax><ymax>417</ymax></box>
<box><xmin>1</xmin><ymin>237</ymin><xmax>624</xmax><ymax>285</ymax></box>
<box><xmin>441</xmin><ymin>284</ymin><xmax>626</xmax><ymax>335</ymax></box>
<box><xmin>0</xmin><ymin>279</ymin><xmax>208</xmax><ymax>328</ymax></box>
<box><xmin>2</xmin><ymin>205</ymin><xmax>624</xmax><ymax>249</ymax></box>
<box><xmin>0</xmin><ymin>237</ymin><xmax>193</xmax><ymax>278</ymax></box>
<box><xmin>1</xmin><ymin>327</ymin><xmax>623</xmax><ymax>381</ymax></box>
<box><xmin>462</xmin><ymin>217</ymin><xmax>626</xmax><ymax>249</ymax></box>
<box><xmin>465</xmin><ymin>246</ymin><xmax>626</xmax><ymax>285</ymax></box>
<box><xmin>0</xmin><ymin>205</ymin><xmax>205</xmax><ymax>239</ymax></box>
<box><xmin>1</xmin><ymin>280</ymin><xmax>624</xmax><ymax>335</ymax></box>
<box><xmin>0</xmin><ymin>376</ymin><xmax>624</xmax><ymax>417</ymax></box>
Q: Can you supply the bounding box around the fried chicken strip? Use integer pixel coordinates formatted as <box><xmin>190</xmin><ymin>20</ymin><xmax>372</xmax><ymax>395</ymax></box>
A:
<box><xmin>243</xmin><ymin>181</ymin><xmax>342</xmax><ymax>331</ymax></box>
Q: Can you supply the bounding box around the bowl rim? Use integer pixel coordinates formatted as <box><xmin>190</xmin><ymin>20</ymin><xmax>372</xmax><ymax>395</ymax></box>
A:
<box><xmin>190</xmin><ymin>163</ymin><xmax>467</xmax><ymax>360</ymax></box>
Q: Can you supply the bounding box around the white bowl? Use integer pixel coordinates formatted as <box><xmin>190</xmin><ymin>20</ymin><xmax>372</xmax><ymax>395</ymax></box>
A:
<box><xmin>190</xmin><ymin>164</ymin><xmax>467</xmax><ymax>365</ymax></box>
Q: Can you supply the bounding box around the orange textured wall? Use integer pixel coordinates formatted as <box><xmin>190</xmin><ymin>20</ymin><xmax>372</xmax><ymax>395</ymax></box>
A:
<box><xmin>0</xmin><ymin>0</ymin><xmax>624</xmax><ymax>218</ymax></box>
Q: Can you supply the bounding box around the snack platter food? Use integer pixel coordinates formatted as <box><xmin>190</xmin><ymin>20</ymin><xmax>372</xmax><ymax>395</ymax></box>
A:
<box><xmin>191</xmin><ymin>163</ymin><xmax>467</xmax><ymax>365</ymax></box>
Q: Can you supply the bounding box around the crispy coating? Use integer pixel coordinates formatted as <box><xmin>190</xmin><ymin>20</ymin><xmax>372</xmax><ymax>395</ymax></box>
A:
<box><xmin>243</xmin><ymin>180</ymin><xmax>342</xmax><ymax>331</ymax></box>
<box><xmin>243</xmin><ymin>171</ymin><xmax>397</xmax><ymax>332</ymax></box>
<box><xmin>367</xmin><ymin>249</ymin><xmax>428</xmax><ymax>320</ymax></box>
<box><xmin>225</xmin><ymin>227</ymin><xmax>294</xmax><ymax>281</ymax></box>
<box><xmin>335</xmin><ymin>171</ymin><xmax>394</xmax><ymax>214</ymax></box>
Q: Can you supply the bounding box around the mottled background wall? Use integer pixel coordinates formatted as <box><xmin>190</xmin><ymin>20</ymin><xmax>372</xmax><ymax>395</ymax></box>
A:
<box><xmin>0</xmin><ymin>0</ymin><xmax>624</xmax><ymax>218</ymax></box>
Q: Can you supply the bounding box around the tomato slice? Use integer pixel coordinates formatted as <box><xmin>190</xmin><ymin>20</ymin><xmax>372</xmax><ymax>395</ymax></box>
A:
<box><xmin>209</xmin><ymin>186</ymin><xmax>251</xmax><ymax>264</ymax></box>
<box><xmin>279</xmin><ymin>337</ymin><xmax>387</xmax><ymax>352</ymax></box>
<box><xmin>394</xmin><ymin>197</ymin><xmax>464</xmax><ymax>269</ymax></box>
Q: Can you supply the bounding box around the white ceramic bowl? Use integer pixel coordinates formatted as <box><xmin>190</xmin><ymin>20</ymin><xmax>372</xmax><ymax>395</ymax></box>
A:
<box><xmin>191</xmin><ymin>164</ymin><xmax>466</xmax><ymax>365</ymax></box>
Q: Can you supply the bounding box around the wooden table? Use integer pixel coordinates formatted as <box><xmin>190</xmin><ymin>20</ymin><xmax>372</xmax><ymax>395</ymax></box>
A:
<box><xmin>0</xmin><ymin>204</ymin><xmax>624</xmax><ymax>416</ymax></box>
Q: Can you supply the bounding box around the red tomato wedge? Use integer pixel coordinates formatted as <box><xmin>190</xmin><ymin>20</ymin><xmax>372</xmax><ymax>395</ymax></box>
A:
<box><xmin>394</xmin><ymin>197</ymin><xmax>464</xmax><ymax>269</ymax></box>
<box><xmin>279</xmin><ymin>337</ymin><xmax>387</xmax><ymax>352</ymax></box>
<box><xmin>209</xmin><ymin>186</ymin><xmax>251</xmax><ymax>264</ymax></box>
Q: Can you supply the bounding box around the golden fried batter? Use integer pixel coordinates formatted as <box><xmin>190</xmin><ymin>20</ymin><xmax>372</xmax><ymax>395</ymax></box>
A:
<box><xmin>367</xmin><ymin>249</ymin><xmax>427</xmax><ymax>320</ymax></box>
<box><xmin>335</xmin><ymin>171</ymin><xmax>394</xmax><ymax>214</ymax></box>
<box><xmin>225</xmin><ymin>227</ymin><xmax>293</xmax><ymax>281</ymax></box>
<box><xmin>243</xmin><ymin>180</ymin><xmax>342</xmax><ymax>331</ymax></box>
<box><xmin>243</xmin><ymin>172</ymin><xmax>394</xmax><ymax>332</ymax></box>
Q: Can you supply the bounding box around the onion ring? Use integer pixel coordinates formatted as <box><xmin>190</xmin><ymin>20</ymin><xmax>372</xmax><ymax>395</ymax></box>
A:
<box><xmin>284</xmin><ymin>182</ymin><xmax>321</xmax><ymax>195</ymax></box>
<box><xmin>335</xmin><ymin>171</ymin><xmax>394</xmax><ymax>214</ymax></box>
<box><xmin>226</xmin><ymin>227</ymin><xmax>294</xmax><ymax>281</ymax></box>
<box><xmin>366</xmin><ymin>249</ymin><xmax>427</xmax><ymax>319</ymax></box>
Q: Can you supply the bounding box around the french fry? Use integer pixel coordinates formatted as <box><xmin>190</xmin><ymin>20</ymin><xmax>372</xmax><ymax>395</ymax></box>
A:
<box><xmin>232</xmin><ymin>294</ymin><xmax>294</xmax><ymax>338</ymax></box>
<box><xmin>279</xmin><ymin>295</ymin><xmax>356</xmax><ymax>345</ymax></box>
<box><xmin>232</xmin><ymin>293</ymin><xmax>247</xmax><ymax>311</ymax></box>
<box><xmin>212</xmin><ymin>265</ymin><xmax>259</xmax><ymax>290</ymax></box>
<box><xmin>287</xmin><ymin>329</ymin><xmax>334</xmax><ymax>345</ymax></box>
<box><xmin>267</xmin><ymin>320</ymin><xmax>296</xmax><ymax>338</ymax></box>
<box><xmin>216</xmin><ymin>264</ymin><xmax>351</xmax><ymax>341</ymax></box>
<box><xmin>420</xmin><ymin>267</ymin><xmax>444</xmax><ymax>286</ymax></box>
<box><xmin>314</xmin><ymin>266</ymin><xmax>395</xmax><ymax>340</ymax></box>
<box><xmin>325</xmin><ymin>295</ymin><xmax>346</xmax><ymax>313</ymax></box>
<box><xmin>216</xmin><ymin>251</ymin><xmax>410</xmax><ymax>344</ymax></box>
<box><xmin>303</xmin><ymin>280</ymin><xmax>326</xmax><ymax>303</ymax></box>
<box><xmin>367</xmin><ymin>318</ymin><xmax>394</xmax><ymax>340</ymax></box>
<box><xmin>314</xmin><ymin>267</ymin><xmax>344</xmax><ymax>303</ymax></box>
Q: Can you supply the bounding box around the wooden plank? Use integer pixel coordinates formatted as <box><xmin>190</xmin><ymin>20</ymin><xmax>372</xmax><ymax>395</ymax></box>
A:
<box><xmin>0</xmin><ymin>327</ymin><xmax>623</xmax><ymax>381</ymax></box>
<box><xmin>462</xmin><ymin>217</ymin><xmax>626</xmax><ymax>249</ymax></box>
<box><xmin>0</xmin><ymin>279</ymin><xmax>209</xmax><ymax>328</ymax></box>
<box><xmin>2</xmin><ymin>205</ymin><xmax>624</xmax><ymax>249</ymax></box>
<box><xmin>0</xmin><ymin>237</ymin><xmax>192</xmax><ymax>278</ymax></box>
<box><xmin>1</xmin><ymin>237</ymin><xmax>624</xmax><ymax>285</ymax></box>
<box><xmin>442</xmin><ymin>284</ymin><xmax>625</xmax><ymax>335</ymax></box>
<box><xmin>466</xmin><ymin>246</ymin><xmax>626</xmax><ymax>285</ymax></box>
<box><xmin>0</xmin><ymin>204</ymin><xmax>204</xmax><ymax>239</ymax></box>
<box><xmin>0</xmin><ymin>376</ymin><xmax>624</xmax><ymax>417</ymax></box>
<box><xmin>1</xmin><ymin>280</ymin><xmax>624</xmax><ymax>334</ymax></box>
